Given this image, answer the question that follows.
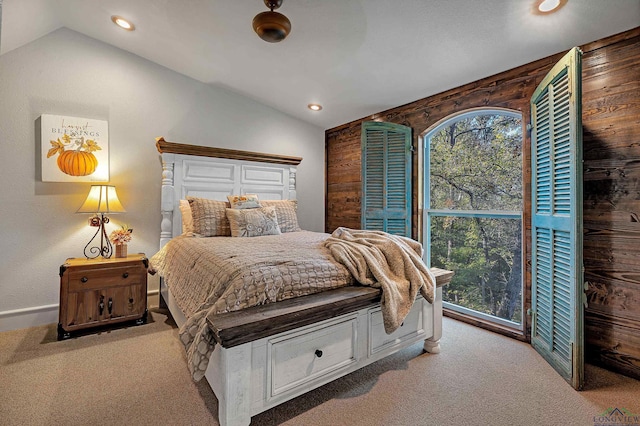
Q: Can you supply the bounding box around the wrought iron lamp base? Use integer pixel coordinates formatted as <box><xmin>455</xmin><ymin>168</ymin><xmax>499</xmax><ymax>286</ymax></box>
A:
<box><xmin>84</xmin><ymin>213</ymin><xmax>113</xmax><ymax>259</ymax></box>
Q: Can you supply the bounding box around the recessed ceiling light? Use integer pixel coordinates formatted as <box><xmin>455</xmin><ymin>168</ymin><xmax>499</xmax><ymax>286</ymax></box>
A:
<box><xmin>535</xmin><ymin>0</ymin><xmax>566</xmax><ymax>14</ymax></box>
<box><xmin>111</xmin><ymin>15</ymin><xmax>135</xmax><ymax>31</ymax></box>
<box><xmin>308</xmin><ymin>103</ymin><xmax>322</xmax><ymax>111</ymax></box>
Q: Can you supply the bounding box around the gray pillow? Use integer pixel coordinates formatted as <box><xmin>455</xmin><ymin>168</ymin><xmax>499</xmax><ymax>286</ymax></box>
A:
<box><xmin>226</xmin><ymin>206</ymin><xmax>281</xmax><ymax>237</ymax></box>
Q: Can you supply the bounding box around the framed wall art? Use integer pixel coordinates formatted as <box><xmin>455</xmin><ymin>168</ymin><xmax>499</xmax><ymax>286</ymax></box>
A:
<box><xmin>41</xmin><ymin>114</ymin><xmax>109</xmax><ymax>182</ymax></box>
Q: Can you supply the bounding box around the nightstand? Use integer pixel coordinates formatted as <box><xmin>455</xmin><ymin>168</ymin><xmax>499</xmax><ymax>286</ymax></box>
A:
<box><xmin>58</xmin><ymin>254</ymin><xmax>148</xmax><ymax>340</ymax></box>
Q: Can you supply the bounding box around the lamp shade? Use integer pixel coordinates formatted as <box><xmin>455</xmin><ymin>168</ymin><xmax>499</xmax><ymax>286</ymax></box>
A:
<box><xmin>77</xmin><ymin>185</ymin><xmax>126</xmax><ymax>214</ymax></box>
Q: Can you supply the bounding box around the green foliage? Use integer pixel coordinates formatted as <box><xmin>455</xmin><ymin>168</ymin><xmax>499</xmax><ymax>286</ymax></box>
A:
<box><xmin>430</xmin><ymin>115</ymin><xmax>522</xmax><ymax>211</ymax></box>
<box><xmin>428</xmin><ymin>114</ymin><xmax>523</xmax><ymax>323</ymax></box>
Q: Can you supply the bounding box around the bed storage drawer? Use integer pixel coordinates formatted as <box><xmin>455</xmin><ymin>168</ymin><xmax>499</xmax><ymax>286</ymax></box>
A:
<box><xmin>368</xmin><ymin>300</ymin><xmax>426</xmax><ymax>355</ymax></box>
<box><xmin>267</xmin><ymin>315</ymin><xmax>358</xmax><ymax>398</ymax></box>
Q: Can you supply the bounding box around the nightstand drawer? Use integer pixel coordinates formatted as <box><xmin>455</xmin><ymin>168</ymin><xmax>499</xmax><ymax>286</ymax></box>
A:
<box><xmin>68</xmin><ymin>266</ymin><xmax>144</xmax><ymax>291</ymax></box>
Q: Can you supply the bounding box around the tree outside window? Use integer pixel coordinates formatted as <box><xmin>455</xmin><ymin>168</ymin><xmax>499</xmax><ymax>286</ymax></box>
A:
<box><xmin>425</xmin><ymin>111</ymin><xmax>523</xmax><ymax>326</ymax></box>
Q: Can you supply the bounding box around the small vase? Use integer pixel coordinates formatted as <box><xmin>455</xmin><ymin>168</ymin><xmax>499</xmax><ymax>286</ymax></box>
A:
<box><xmin>115</xmin><ymin>244</ymin><xmax>128</xmax><ymax>258</ymax></box>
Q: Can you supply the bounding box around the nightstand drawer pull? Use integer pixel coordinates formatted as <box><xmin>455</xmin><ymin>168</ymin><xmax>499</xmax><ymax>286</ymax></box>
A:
<box><xmin>122</xmin><ymin>272</ymin><xmax>129</xmax><ymax>279</ymax></box>
<box><xmin>99</xmin><ymin>295</ymin><xmax>105</xmax><ymax>315</ymax></box>
<box><xmin>81</xmin><ymin>276</ymin><xmax>88</xmax><ymax>283</ymax></box>
<box><xmin>108</xmin><ymin>298</ymin><xmax>113</xmax><ymax>314</ymax></box>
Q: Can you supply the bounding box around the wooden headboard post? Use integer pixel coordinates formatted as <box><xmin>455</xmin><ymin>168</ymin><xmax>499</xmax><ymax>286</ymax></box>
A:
<box><xmin>288</xmin><ymin>168</ymin><xmax>297</xmax><ymax>200</ymax></box>
<box><xmin>156</xmin><ymin>137</ymin><xmax>303</xmax><ymax>249</ymax></box>
<box><xmin>159</xmin><ymin>152</ymin><xmax>176</xmax><ymax>249</ymax></box>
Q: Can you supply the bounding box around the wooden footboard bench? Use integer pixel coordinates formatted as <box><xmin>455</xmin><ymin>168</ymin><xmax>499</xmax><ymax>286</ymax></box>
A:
<box><xmin>205</xmin><ymin>267</ymin><xmax>453</xmax><ymax>426</ymax></box>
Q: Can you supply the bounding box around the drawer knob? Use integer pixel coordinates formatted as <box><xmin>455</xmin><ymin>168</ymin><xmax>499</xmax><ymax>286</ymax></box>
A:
<box><xmin>315</xmin><ymin>349</ymin><xmax>323</xmax><ymax>358</ymax></box>
<box><xmin>81</xmin><ymin>276</ymin><xmax>88</xmax><ymax>283</ymax></box>
<box><xmin>122</xmin><ymin>272</ymin><xmax>129</xmax><ymax>279</ymax></box>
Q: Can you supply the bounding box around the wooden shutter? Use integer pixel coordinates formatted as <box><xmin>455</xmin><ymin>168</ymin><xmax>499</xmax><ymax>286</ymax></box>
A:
<box><xmin>361</xmin><ymin>122</ymin><xmax>412</xmax><ymax>236</ymax></box>
<box><xmin>530</xmin><ymin>47</ymin><xmax>584</xmax><ymax>390</ymax></box>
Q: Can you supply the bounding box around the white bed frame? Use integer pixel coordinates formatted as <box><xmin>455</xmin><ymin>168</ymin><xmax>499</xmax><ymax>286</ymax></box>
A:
<box><xmin>156</xmin><ymin>138</ymin><xmax>444</xmax><ymax>426</ymax></box>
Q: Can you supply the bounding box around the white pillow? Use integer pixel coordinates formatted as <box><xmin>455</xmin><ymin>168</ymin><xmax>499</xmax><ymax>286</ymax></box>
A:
<box><xmin>227</xmin><ymin>194</ymin><xmax>262</xmax><ymax>209</ymax></box>
<box><xmin>179</xmin><ymin>199</ymin><xmax>194</xmax><ymax>234</ymax></box>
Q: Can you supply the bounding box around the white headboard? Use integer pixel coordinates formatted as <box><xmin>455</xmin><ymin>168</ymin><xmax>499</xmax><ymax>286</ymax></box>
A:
<box><xmin>156</xmin><ymin>138</ymin><xmax>302</xmax><ymax>249</ymax></box>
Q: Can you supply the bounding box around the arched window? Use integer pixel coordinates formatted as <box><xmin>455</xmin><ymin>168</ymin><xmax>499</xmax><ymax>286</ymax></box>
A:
<box><xmin>423</xmin><ymin>109</ymin><xmax>523</xmax><ymax>329</ymax></box>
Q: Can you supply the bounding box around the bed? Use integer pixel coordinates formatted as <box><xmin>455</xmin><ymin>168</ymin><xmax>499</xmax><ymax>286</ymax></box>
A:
<box><xmin>152</xmin><ymin>138</ymin><xmax>452</xmax><ymax>426</ymax></box>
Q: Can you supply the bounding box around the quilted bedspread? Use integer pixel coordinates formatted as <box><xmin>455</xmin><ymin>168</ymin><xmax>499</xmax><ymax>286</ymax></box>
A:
<box><xmin>149</xmin><ymin>231</ymin><xmax>354</xmax><ymax>380</ymax></box>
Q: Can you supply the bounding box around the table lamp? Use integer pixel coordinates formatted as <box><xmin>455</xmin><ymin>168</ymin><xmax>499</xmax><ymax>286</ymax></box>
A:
<box><xmin>77</xmin><ymin>185</ymin><xmax>126</xmax><ymax>259</ymax></box>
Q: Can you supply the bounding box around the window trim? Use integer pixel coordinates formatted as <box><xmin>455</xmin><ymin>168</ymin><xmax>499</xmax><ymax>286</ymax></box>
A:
<box><xmin>421</xmin><ymin>108</ymin><xmax>525</xmax><ymax>331</ymax></box>
<box><xmin>444</xmin><ymin>301</ymin><xmax>523</xmax><ymax>329</ymax></box>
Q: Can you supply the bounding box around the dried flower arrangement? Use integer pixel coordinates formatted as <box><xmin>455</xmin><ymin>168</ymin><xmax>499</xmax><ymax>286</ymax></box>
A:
<box><xmin>109</xmin><ymin>225</ymin><xmax>133</xmax><ymax>245</ymax></box>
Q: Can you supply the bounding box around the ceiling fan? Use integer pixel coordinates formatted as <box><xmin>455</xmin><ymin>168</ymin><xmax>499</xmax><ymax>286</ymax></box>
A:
<box><xmin>252</xmin><ymin>0</ymin><xmax>291</xmax><ymax>43</ymax></box>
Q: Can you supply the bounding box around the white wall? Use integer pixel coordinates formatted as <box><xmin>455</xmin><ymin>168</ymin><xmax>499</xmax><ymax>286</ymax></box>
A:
<box><xmin>0</xmin><ymin>1</ymin><xmax>3</xmax><ymax>52</ymax></box>
<box><xmin>0</xmin><ymin>28</ymin><xmax>326</xmax><ymax>332</ymax></box>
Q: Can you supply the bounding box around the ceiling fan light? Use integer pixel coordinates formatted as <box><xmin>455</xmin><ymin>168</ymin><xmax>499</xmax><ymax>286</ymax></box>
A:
<box><xmin>253</xmin><ymin>11</ymin><xmax>291</xmax><ymax>43</ymax></box>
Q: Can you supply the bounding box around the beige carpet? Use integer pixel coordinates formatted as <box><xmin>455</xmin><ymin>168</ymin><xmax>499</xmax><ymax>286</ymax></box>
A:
<box><xmin>1</xmin><ymin>309</ymin><xmax>638</xmax><ymax>426</ymax></box>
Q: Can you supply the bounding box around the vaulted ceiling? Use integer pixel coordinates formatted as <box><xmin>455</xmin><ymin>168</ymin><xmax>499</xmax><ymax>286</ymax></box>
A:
<box><xmin>2</xmin><ymin>0</ymin><xmax>639</xmax><ymax>129</ymax></box>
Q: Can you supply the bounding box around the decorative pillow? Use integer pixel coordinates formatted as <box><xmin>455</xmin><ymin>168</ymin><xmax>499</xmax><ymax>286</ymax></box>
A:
<box><xmin>227</xmin><ymin>194</ymin><xmax>261</xmax><ymax>209</ymax></box>
<box><xmin>178</xmin><ymin>200</ymin><xmax>194</xmax><ymax>234</ymax></box>
<box><xmin>260</xmin><ymin>200</ymin><xmax>302</xmax><ymax>233</ymax></box>
<box><xmin>187</xmin><ymin>196</ymin><xmax>231</xmax><ymax>237</ymax></box>
<box><xmin>225</xmin><ymin>206</ymin><xmax>281</xmax><ymax>237</ymax></box>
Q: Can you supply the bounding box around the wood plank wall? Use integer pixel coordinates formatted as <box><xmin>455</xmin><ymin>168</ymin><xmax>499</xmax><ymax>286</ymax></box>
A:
<box><xmin>325</xmin><ymin>27</ymin><xmax>640</xmax><ymax>380</ymax></box>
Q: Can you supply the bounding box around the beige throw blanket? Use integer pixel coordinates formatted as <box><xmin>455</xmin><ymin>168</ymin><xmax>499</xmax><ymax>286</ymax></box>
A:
<box><xmin>324</xmin><ymin>227</ymin><xmax>435</xmax><ymax>334</ymax></box>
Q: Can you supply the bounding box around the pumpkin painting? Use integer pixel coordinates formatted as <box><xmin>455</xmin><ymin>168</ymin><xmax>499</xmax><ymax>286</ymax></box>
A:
<box><xmin>47</xmin><ymin>133</ymin><xmax>102</xmax><ymax>177</ymax></box>
<box><xmin>56</xmin><ymin>150</ymin><xmax>98</xmax><ymax>176</ymax></box>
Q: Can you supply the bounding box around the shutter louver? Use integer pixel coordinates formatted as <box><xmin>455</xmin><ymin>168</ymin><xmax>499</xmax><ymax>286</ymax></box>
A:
<box><xmin>530</xmin><ymin>47</ymin><xmax>583</xmax><ymax>390</ymax></box>
<box><xmin>553</xmin><ymin>72</ymin><xmax>572</xmax><ymax>216</ymax></box>
<box><xmin>534</xmin><ymin>228</ymin><xmax>553</xmax><ymax>344</ymax></box>
<box><xmin>552</xmin><ymin>230</ymin><xmax>572</xmax><ymax>368</ymax></box>
<box><xmin>365</xmin><ymin>130</ymin><xmax>385</xmax><ymax>213</ymax></box>
<box><xmin>535</xmin><ymin>90</ymin><xmax>552</xmax><ymax>214</ymax></box>
<box><xmin>362</xmin><ymin>122</ymin><xmax>412</xmax><ymax>237</ymax></box>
